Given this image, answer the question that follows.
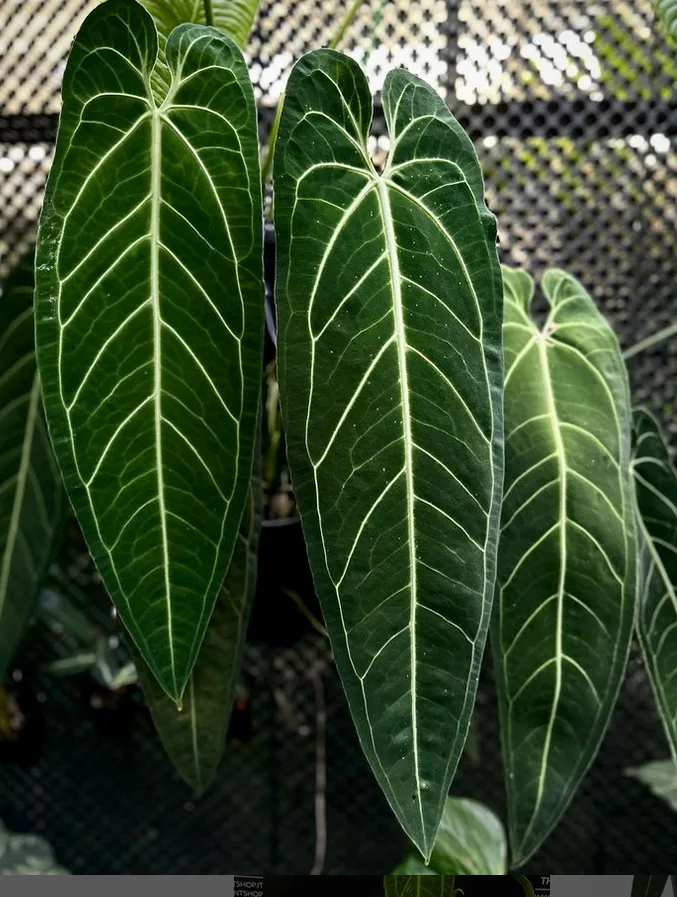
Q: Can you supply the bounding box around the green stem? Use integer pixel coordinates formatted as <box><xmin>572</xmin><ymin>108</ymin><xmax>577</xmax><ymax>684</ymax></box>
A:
<box><xmin>260</xmin><ymin>97</ymin><xmax>283</xmax><ymax>189</ymax></box>
<box><xmin>623</xmin><ymin>321</ymin><xmax>677</xmax><ymax>360</ymax></box>
<box><xmin>259</xmin><ymin>0</ymin><xmax>366</xmax><ymax>191</ymax></box>
<box><xmin>329</xmin><ymin>0</ymin><xmax>365</xmax><ymax>50</ymax></box>
<box><xmin>203</xmin><ymin>0</ymin><xmax>213</xmax><ymax>26</ymax></box>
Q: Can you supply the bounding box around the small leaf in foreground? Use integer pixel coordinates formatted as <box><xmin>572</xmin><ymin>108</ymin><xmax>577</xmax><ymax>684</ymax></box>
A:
<box><xmin>132</xmin><ymin>481</ymin><xmax>261</xmax><ymax>793</ymax></box>
<box><xmin>34</xmin><ymin>0</ymin><xmax>264</xmax><ymax>700</ymax></box>
<box><xmin>0</xmin><ymin>252</ymin><xmax>66</xmax><ymax>682</ymax></box>
<box><xmin>397</xmin><ymin>796</ymin><xmax>507</xmax><ymax>875</ymax></box>
<box><xmin>631</xmin><ymin>407</ymin><xmax>677</xmax><ymax>762</ymax></box>
<box><xmin>494</xmin><ymin>266</ymin><xmax>636</xmax><ymax>866</ymax></box>
<box><xmin>274</xmin><ymin>48</ymin><xmax>503</xmax><ymax>860</ymax></box>
<box><xmin>626</xmin><ymin>759</ymin><xmax>677</xmax><ymax>813</ymax></box>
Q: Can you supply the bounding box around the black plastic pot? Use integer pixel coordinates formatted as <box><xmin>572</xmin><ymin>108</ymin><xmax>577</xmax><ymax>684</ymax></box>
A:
<box><xmin>246</xmin><ymin>222</ymin><xmax>325</xmax><ymax>647</ymax></box>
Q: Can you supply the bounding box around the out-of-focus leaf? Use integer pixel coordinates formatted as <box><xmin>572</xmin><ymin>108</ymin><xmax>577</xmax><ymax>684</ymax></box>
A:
<box><xmin>397</xmin><ymin>797</ymin><xmax>507</xmax><ymax>875</ymax></box>
<box><xmin>0</xmin><ymin>821</ymin><xmax>69</xmax><ymax>875</ymax></box>
<box><xmin>132</xmin><ymin>480</ymin><xmax>261</xmax><ymax>793</ymax></box>
<box><xmin>626</xmin><ymin>759</ymin><xmax>677</xmax><ymax>813</ymax></box>
<box><xmin>275</xmin><ymin>48</ymin><xmax>503</xmax><ymax>860</ymax></box>
<box><xmin>0</xmin><ymin>252</ymin><xmax>67</xmax><ymax>682</ymax></box>
<box><xmin>631</xmin><ymin>408</ymin><xmax>677</xmax><ymax>761</ymax></box>
<box><xmin>656</xmin><ymin>1</ymin><xmax>677</xmax><ymax>39</ymax></box>
<box><xmin>34</xmin><ymin>0</ymin><xmax>264</xmax><ymax>700</ymax></box>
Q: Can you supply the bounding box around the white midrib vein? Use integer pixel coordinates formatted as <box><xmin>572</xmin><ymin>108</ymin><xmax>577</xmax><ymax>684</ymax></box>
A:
<box><xmin>0</xmin><ymin>374</ymin><xmax>41</xmax><ymax>619</ymax></box>
<box><xmin>525</xmin><ymin>330</ymin><xmax>565</xmax><ymax>846</ymax></box>
<box><xmin>375</xmin><ymin>179</ymin><xmax>424</xmax><ymax>837</ymax></box>
<box><xmin>150</xmin><ymin>109</ymin><xmax>175</xmax><ymax>696</ymax></box>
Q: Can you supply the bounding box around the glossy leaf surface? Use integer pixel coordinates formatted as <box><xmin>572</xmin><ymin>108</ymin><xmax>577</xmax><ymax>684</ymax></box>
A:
<box><xmin>133</xmin><ymin>479</ymin><xmax>261</xmax><ymax>793</ymax></box>
<box><xmin>0</xmin><ymin>253</ymin><xmax>66</xmax><ymax>681</ymax></box>
<box><xmin>34</xmin><ymin>0</ymin><xmax>264</xmax><ymax>700</ymax></box>
<box><xmin>632</xmin><ymin>408</ymin><xmax>677</xmax><ymax>761</ymax></box>
<box><xmin>274</xmin><ymin>49</ymin><xmax>503</xmax><ymax>858</ymax></box>
<box><xmin>494</xmin><ymin>266</ymin><xmax>636</xmax><ymax>865</ymax></box>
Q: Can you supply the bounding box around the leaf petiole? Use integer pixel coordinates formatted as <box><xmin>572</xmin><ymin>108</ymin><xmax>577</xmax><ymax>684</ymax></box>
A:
<box><xmin>623</xmin><ymin>321</ymin><xmax>677</xmax><ymax>359</ymax></box>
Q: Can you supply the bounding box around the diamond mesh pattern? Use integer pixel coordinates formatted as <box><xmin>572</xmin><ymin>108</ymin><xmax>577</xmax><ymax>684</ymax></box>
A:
<box><xmin>1</xmin><ymin>0</ymin><xmax>677</xmax><ymax>875</ymax></box>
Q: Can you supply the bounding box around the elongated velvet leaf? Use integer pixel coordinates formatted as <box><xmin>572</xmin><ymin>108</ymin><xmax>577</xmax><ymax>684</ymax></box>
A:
<box><xmin>632</xmin><ymin>407</ymin><xmax>677</xmax><ymax>762</ymax></box>
<box><xmin>0</xmin><ymin>252</ymin><xmax>66</xmax><ymax>681</ymax></box>
<box><xmin>34</xmin><ymin>0</ymin><xmax>264</xmax><ymax>700</ymax></box>
<box><xmin>274</xmin><ymin>49</ymin><xmax>503</xmax><ymax>858</ymax></box>
<box><xmin>397</xmin><ymin>796</ymin><xmax>507</xmax><ymax>875</ymax></box>
<box><xmin>494</xmin><ymin>266</ymin><xmax>636</xmax><ymax>865</ymax></box>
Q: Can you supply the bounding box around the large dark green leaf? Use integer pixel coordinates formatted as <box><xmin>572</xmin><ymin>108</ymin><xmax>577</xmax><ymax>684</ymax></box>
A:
<box><xmin>632</xmin><ymin>875</ymin><xmax>670</xmax><ymax>897</ymax></box>
<box><xmin>34</xmin><ymin>0</ymin><xmax>264</xmax><ymax>701</ymax></box>
<box><xmin>396</xmin><ymin>797</ymin><xmax>507</xmax><ymax>875</ymax></box>
<box><xmin>132</xmin><ymin>478</ymin><xmax>261</xmax><ymax>793</ymax></box>
<box><xmin>0</xmin><ymin>252</ymin><xmax>66</xmax><ymax>682</ymax></box>
<box><xmin>384</xmin><ymin>875</ymin><xmax>459</xmax><ymax>897</ymax></box>
<box><xmin>494</xmin><ymin>266</ymin><xmax>636</xmax><ymax>865</ymax></box>
<box><xmin>632</xmin><ymin>408</ymin><xmax>677</xmax><ymax>760</ymax></box>
<box><xmin>274</xmin><ymin>49</ymin><xmax>503</xmax><ymax>858</ymax></box>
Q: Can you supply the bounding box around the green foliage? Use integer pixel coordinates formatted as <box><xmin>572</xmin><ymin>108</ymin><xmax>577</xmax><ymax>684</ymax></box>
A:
<box><xmin>626</xmin><ymin>759</ymin><xmax>677</xmax><ymax>812</ymax></box>
<box><xmin>632</xmin><ymin>409</ymin><xmax>677</xmax><ymax>762</ymax></box>
<box><xmin>0</xmin><ymin>252</ymin><xmax>67</xmax><ymax>682</ymax></box>
<box><xmin>657</xmin><ymin>0</ymin><xmax>677</xmax><ymax>41</ymax></box>
<box><xmin>132</xmin><ymin>480</ymin><xmax>261</xmax><ymax>793</ymax></box>
<box><xmin>274</xmin><ymin>48</ymin><xmax>503</xmax><ymax>860</ymax></box>
<box><xmin>395</xmin><ymin>797</ymin><xmax>507</xmax><ymax>875</ymax></box>
<box><xmin>4</xmin><ymin>0</ymin><xmax>677</xmax><ymax>870</ymax></box>
<box><xmin>495</xmin><ymin>266</ymin><xmax>636</xmax><ymax>866</ymax></box>
<box><xmin>34</xmin><ymin>0</ymin><xmax>264</xmax><ymax>701</ymax></box>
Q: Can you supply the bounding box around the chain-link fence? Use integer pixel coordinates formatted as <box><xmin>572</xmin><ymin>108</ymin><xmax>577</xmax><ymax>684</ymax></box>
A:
<box><xmin>1</xmin><ymin>0</ymin><xmax>677</xmax><ymax>874</ymax></box>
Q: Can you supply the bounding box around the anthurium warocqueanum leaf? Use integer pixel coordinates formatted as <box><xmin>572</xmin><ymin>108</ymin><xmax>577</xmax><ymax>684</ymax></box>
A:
<box><xmin>0</xmin><ymin>251</ymin><xmax>67</xmax><ymax>681</ymax></box>
<box><xmin>631</xmin><ymin>407</ymin><xmax>677</xmax><ymax>762</ymax></box>
<box><xmin>494</xmin><ymin>266</ymin><xmax>636</xmax><ymax>865</ymax></box>
<box><xmin>274</xmin><ymin>48</ymin><xmax>504</xmax><ymax>859</ymax></box>
<box><xmin>34</xmin><ymin>0</ymin><xmax>264</xmax><ymax>701</ymax></box>
<box><xmin>132</xmin><ymin>475</ymin><xmax>261</xmax><ymax>793</ymax></box>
